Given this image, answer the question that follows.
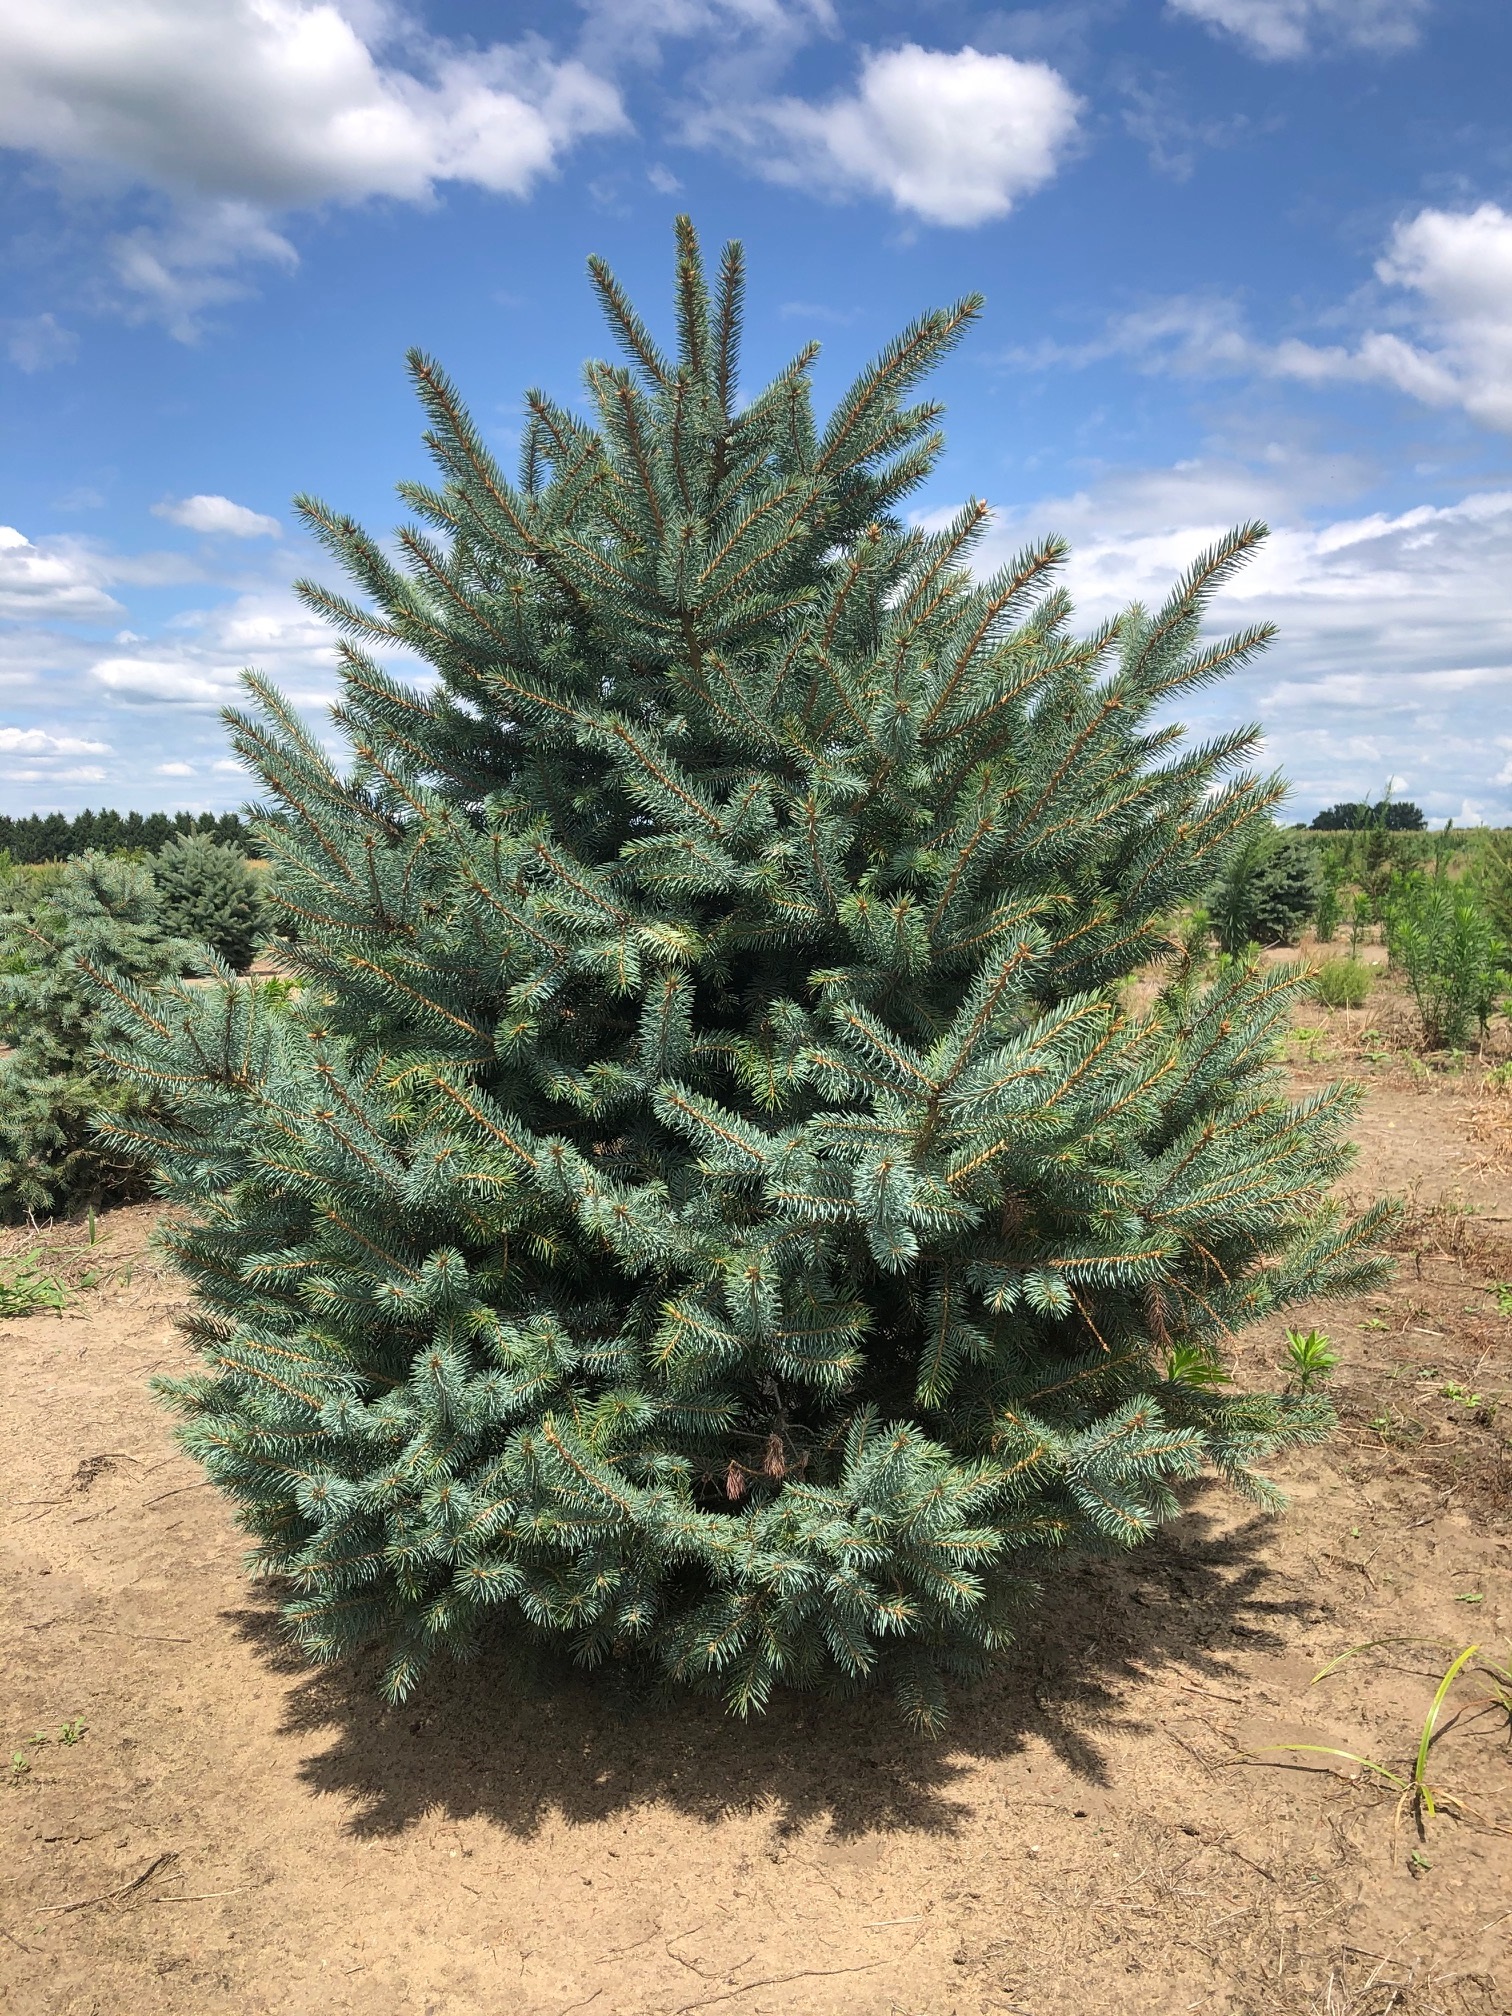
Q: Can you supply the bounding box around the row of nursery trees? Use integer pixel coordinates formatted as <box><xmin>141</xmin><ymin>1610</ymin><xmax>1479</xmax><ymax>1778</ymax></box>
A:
<box><xmin>0</xmin><ymin>806</ymin><xmax>255</xmax><ymax>863</ymax></box>
<box><xmin>0</xmin><ymin>837</ymin><xmax>270</xmax><ymax>1215</ymax></box>
<box><xmin>1202</xmin><ymin>813</ymin><xmax>1512</xmax><ymax>1049</ymax></box>
<box><xmin>0</xmin><ymin>222</ymin><xmax>1496</xmax><ymax>1727</ymax></box>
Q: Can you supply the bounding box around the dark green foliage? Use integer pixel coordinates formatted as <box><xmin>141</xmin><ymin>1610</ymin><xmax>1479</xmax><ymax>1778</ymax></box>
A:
<box><xmin>1474</xmin><ymin>833</ymin><xmax>1512</xmax><ymax>945</ymax></box>
<box><xmin>0</xmin><ymin>808</ymin><xmax>254</xmax><ymax>865</ymax></box>
<box><xmin>153</xmin><ymin>835</ymin><xmax>268</xmax><ymax>972</ymax></box>
<box><xmin>1311</xmin><ymin>801</ymin><xmax>1425</xmax><ymax>832</ymax></box>
<box><xmin>98</xmin><ymin>223</ymin><xmax>1390</xmax><ymax>1727</ymax></box>
<box><xmin>0</xmin><ymin>854</ymin><xmax>198</xmax><ymax>1218</ymax></box>
<box><xmin>1207</xmin><ymin>828</ymin><xmax>1321</xmax><ymax>953</ymax></box>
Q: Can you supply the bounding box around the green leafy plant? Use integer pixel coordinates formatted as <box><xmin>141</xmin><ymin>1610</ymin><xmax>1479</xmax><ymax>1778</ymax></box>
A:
<box><xmin>1309</xmin><ymin>958</ymin><xmax>1372</xmax><ymax>1010</ymax></box>
<box><xmin>96</xmin><ymin>222</ymin><xmax>1393</xmax><ymax>1728</ymax></box>
<box><xmin>1382</xmin><ymin>872</ymin><xmax>1507</xmax><ymax>1050</ymax></box>
<box><xmin>1164</xmin><ymin>1344</ymin><xmax>1230</xmax><ymax>1388</ymax></box>
<box><xmin>0</xmin><ymin>1255</ymin><xmax>70</xmax><ymax>1317</ymax></box>
<box><xmin>1439</xmin><ymin>1383</ymin><xmax>1482</xmax><ymax>1406</ymax></box>
<box><xmin>152</xmin><ymin>835</ymin><xmax>268</xmax><ymax>973</ymax></box>
<box><xmin>1284</xmin><ymin>1326</ymin><xmax>1338</xmax><ymax>1392</ymax></box>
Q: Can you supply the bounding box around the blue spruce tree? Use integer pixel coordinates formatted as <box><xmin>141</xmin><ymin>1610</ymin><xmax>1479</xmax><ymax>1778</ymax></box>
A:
<box><xmin>97</xmin><ymin>223</ymin><xmax>1390</xmax><ymax>1727</ymax></box>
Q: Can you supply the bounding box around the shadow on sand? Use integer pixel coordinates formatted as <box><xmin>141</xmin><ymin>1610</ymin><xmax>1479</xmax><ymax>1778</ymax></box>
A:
<box><xmin>229</xmin><ymin>1485</ymin><xmax>1314</xmax><ymax>1844</ymax></box>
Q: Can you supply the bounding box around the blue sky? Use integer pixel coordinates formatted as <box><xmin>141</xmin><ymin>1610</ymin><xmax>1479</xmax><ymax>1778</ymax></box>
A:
<box><xmin>2</xmin><ymin>0</ymin><xmax>1509</xmax><ymax>823</ymax></box>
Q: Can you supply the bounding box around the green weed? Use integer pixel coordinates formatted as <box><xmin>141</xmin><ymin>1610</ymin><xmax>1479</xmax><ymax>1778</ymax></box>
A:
<box><xmin>1310</xmin><ymin>958</ymin><xmax>1373</xmax><ymax>1010</ymax></box>
<box><xmin>1284</xmin><ymin>1327</ymin><xmax>1338</xmax><ymax>1393</ymax></box>
<box><xmin>0</xmin><ymin>1256</ymin><xmax>68</xmax><ymax>1317</ymax></box>
<box><xmin>1253</xmin><ymin>1643</ymin><xmax>1502</xmax><ymax>1846</ymax></box>
<box><xmin>1165</xmin><ymin>1343</ymin><xmax>1230</xmax><ymax>1388</ymax></box>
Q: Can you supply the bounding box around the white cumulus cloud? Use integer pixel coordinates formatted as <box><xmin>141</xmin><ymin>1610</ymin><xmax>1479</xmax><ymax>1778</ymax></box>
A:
<box><xmin>1276</xmin><ymin>204</ymin><xmax>1512</xmax><ymax>433</ymax></box>
<box><xmin>690</xmin><ymin>44</ymin><xmax>1081</xmax><ymax>227</ymax></box>
<box><xmin>0</xmin><ymin>525</ymin><xmax>125</xmax><ymax>620</ymax></box>
<box><xmin>0</xmin><ymin>725</ymin><xmax>110</xmax><ymax>754</ymax></box>
<box><xmin>0</xmin><ymin>0</ymin><xmax>627</xmax><ymax>331</ymax></box>
<box><xmin>1166</xmin><ymin>0</ymin><xmax>1429</xmax><ymax>60</ymax></box>
<box><xmin>0</xmin><ymin>0</ymin><xmax>626</xmax><ymax>206</ymax></box>
<box><xmin>153</xmin><ymin>493</ymin><xmax>282</xmax><ymax>539</ymax></box>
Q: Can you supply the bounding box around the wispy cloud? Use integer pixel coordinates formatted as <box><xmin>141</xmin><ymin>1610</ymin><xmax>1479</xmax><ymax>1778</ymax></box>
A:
<box><xmin>1165</xmin><ymin>0</ymin><xmax>1430</xmax><ymax>61</ymax></box>
<box><xmin>88</xmin><ymin>588</ymin><xmax>338</xmax><ymax>706</ymax></box>
<box><xmin>1010</xmin><ymin>204</ymin><xmax>1512</xmax><ymax>436</ymax></box>
<box><xmin>153</xmin><ymin>493</ymin><xmax>282</xmax><ymax>539</ymax></box>
<box><xmin>0</xmin><ymin>523</ymin><xmax>198</xmax><ymax>622</ymax></box>
<box><xmin>961</xmin><ymin>464</ymin><xmax>1512</xmax><ymax>821</ymax></box>
<box><xmin>5</xmin><ymin>311</ymin><xmax>80</xmax><ymax>372</ymax></box>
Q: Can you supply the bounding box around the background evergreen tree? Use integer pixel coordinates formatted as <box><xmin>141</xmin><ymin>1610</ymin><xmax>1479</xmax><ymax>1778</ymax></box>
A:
<box><xmin>1207</xmin><ymin>827</ymin><xmax>1321</xmax><ymax>954</ymax></box>
<box><xmin>153</xmin><ymin>833</ymin><xmax>269</xmax><ymax>972</ymax></box>
<box><xmin>99</xmin><ymin>222</ymin><xmax>1390</xmax><ymax>1727</ymax></box>
<box><xmin>0</xmin><ymin>854</ymin><xmax>197</xmax><ymax>1217</ymax></box>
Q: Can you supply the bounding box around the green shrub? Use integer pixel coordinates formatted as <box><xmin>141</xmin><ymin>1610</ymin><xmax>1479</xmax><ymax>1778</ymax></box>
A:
<box><xmin>1382</xmin><ymin>874</ymin><xmax>1507</xmax><ymax>1050</ymax></box>
<box><xmin>1310</xmin><ymin>958</ymin><xmax>1372</xmax><ymax>1009</ymax></box>
<box><xmin>152</xmin><ymin>835</ymin><xmax>267</xmax><ymax>972</ymax></box>
<box><xmin>1208</xmin><ymin>828</ymin><xmax>1321</xmax><ymax>954</ymax></box>
<box><xmin>1312</xmin><ymin>845</ymin><xmax>1347</xmax><ymax>944</ymax></box>
<box><xmin>0</xmin><ymin>854</ymin><xmax>199</xmax><ymax>1218</ymax></box>
<box><xmin>98</xmin><ymin>223</ymin><xmax>1391</xmax><ymax>1726</ymax></box>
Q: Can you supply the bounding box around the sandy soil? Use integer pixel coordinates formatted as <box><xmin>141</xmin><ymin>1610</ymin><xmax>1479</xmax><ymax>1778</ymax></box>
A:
<box><xmin>4</xmin><ymin>1007</ymin><xmax>1512</xmax><ymax>2016</ymax></box>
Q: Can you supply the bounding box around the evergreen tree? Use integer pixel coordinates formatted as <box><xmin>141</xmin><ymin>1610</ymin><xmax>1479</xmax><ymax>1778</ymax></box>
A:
<box><xmin>153</xmin><ymin>833</ymin><xmax>268</xmax><ymax>971</ymax></box>
<box><xmin>0</xmin><ymin>854</ymin><xmax>198</xmax><ymax>1217</ymax></box>
<box><xmin>99</xmin><ymin>223</ymin><xmax>1390</xmax><ymax>1726</ymax></box>
<box><xmin>1207</xmin><ymin>827</ymin><xmax>1320</xmax><ymax>953</ymax></box>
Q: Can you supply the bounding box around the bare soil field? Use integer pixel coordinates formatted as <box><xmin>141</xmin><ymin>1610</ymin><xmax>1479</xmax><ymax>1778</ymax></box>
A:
<box><xmin>4</xmin><ymin>985</ymin><xmax>1512</xmax><ymax>2016</ymax></box>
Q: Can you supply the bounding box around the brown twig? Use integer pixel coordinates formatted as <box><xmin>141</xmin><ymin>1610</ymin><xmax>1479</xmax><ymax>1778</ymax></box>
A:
<box><xmin>37</xmin><ymin>1851</ymin><xmax>178</xmax><ymax>1915</ymax></box>
<box><xmin>672</xmin><ymin>1934</ymin><xmax>925</xmax><ymax>2012</ymax></box>
<box><xmin>146</xmin><ymin>1887</ymin><xmax>249</xmax><ymax>1904</ymax></box>
<box><xmin>76</xmin><ymin>1627</ymin><xmax>195</xmax><ymax>1644</ymax></box>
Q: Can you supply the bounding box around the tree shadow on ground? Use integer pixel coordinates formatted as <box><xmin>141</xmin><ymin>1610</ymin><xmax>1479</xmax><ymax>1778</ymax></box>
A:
<box><xmin>229</xmin><ymin>1483</ymin><xmax>1320</xmax><ymax>1844</ymax></box>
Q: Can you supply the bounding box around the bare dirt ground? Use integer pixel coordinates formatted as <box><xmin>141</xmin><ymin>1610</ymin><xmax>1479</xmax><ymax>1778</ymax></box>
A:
<box><xmin>4</xmin><ymin>983</ymin><xmax>1512</xmax><ymax>2016</ymax></box>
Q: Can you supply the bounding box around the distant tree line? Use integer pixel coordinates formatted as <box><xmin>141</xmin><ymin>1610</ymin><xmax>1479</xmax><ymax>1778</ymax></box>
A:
<box><xmin>1310</xmin><ymin>801</ymin><xmax>1426</xmax><ymax>832</ymax></box>
<box><xmin>0</xmin><ymin>808</ymin><xmax>255</xmax><ymax>864</ymax></box>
